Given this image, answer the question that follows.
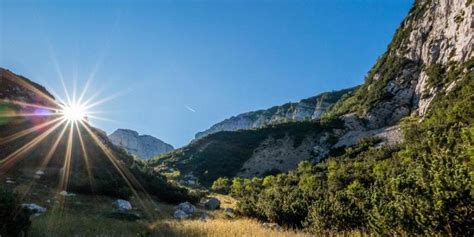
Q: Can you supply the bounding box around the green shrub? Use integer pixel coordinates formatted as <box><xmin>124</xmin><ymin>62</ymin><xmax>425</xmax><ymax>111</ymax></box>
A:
<box><xmin>211</xmin><ymin>177</ymin><xmax>231</xmax><ymax>194</ymax></box>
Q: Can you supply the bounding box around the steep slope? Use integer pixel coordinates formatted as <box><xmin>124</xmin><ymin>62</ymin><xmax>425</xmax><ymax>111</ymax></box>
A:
<box><xmin>325</xmin><ymin>0</ymin><xmax>472</xmax><ymax>126</ymax></box>
<box><xmin>195</xmin><ymin>87</ymin><xmax>356</xmax><ymax>139</ymax></box>
<box><xmin>151</xmin><ymin>119</ymin><xmax>345</xmax><ymax>186</ymax></box>
<box><xmin>151</xmin><ymin>0</ymin><xmax>473</xmax><ymax>187</ymax></box>
<box><xmin>0</xmin><ymin>68</ymin><xmax>194</xmax><ymax>203</ymax></box>
<box><xmin>109</xmin><ymin>129</ymin><xmax>174</xmax><ymax>160</ymax></box>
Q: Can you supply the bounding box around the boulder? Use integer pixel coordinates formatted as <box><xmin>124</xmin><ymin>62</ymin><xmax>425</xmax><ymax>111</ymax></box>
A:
<box><xmin>59</xmin><ymin>191</ymin><xmax>76</xmax><ymax>197</ymax></box>
<box><xmin>204</xmin><ymin>198</ymin><xmax>220</xmax><ymax>210</ymax></box>
<box><xmin>199</xmin><ymin>213</ymin><xmax>211</xmax><ymax>222</ymax></box>
<box><xmin>113</xmin><ymin>199</ymin><xmax>132</xmax><ymax>211</ymax></box>
<box><xmin>21</xmin><ymin>203</ymin><xmax>47</xmax><ymax>214</ymax></box>
<box><xmin>175</xmin><ymin>201</ymin><xmax>196</xmax><ymax>215</ymax></box>
<box><xmin>224</xmin><ymin>208</ymin><xmax>235</xmax><ymax>218</ymax></box>
<box><xmin>173</xmin><ymin>209</ymin><xmax>190</xmax><ymax>220</ymax></box>
<box><xmin>35</xmin><ymin>170</ymin><xmax>45</xmax><ymax>176</ymax></box>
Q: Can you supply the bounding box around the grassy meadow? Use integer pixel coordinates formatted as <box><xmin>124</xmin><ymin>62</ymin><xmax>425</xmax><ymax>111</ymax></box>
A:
<box><xmin>25</xmin><ymin>191</ymin><xmax>319</xmax><ymax>237</ymax></box>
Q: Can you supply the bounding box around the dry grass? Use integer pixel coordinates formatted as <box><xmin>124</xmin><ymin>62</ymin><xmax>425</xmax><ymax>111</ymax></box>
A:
<box><xmin>151</xmin><ymin>218</ymin><xmax>312</xmax><ymax>237</ymax></box>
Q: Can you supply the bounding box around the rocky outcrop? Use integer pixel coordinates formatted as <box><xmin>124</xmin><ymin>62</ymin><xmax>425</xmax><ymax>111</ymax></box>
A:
<box><xmin>237</xmin><ymin>133</ymin><xmax>332</xmax><ymax>178</ymax></box>
<box><xmin>195</xmin><ymin>87</ymin><xmax>356</xmax><ymax>139</ymax></box>
<box><xmin>108</xmin><ymin>129</ymin><xmax>173</xmax><ymax>160</ymax></box>
<box><xmin>362</xmin><ymin>0</ymin><xmax>473</xmax><ymax>128</ymax></box>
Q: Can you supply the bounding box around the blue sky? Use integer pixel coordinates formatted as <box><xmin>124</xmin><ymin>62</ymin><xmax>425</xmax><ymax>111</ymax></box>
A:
<box><xmin>0</xmin><ymin>0</ymin><xmax>413</xmax><ymax>147</ymax></box>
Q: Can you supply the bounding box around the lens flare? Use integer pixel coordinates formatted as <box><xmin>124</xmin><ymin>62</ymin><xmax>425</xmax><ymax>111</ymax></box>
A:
<box><xmin>60</xmin><ymin>103</ymin><xmax>87</xmax><ymax>122</ymax></box>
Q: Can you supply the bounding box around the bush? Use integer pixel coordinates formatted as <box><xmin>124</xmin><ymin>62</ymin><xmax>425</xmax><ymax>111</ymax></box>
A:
<box><xmin>211</xmin><ymin>177</ymin><xmax>231</xmax><ymax>194</ymax></box>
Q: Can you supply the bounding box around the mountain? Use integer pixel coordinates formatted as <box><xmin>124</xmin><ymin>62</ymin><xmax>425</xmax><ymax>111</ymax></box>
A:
<box><xmin>0</xmin><ymin>68</ymin><xmax>194</xmax><ymax>203</ymax></box>
<box><xmin>228</xmin><ymin>0</ymin><xmax>473</xmax><ymax>234</ymax></box>
<box><xmin>195</xmin><ymin>87</ymin><xmax>356</xmax><ymax>139</ymax></box>
<box><xmin>108</xmin><ymin>129</ymin><xmax>174</xmax><ymax>160</ymax></box>
<box><xmin>325</xmin><ymin>0</ymin><xmax>473</xmax><ymax>126</ymax></box>
<box><xmin>151</xmin><ymin>0</ymin><xmax>473</xmax><ymax>187</ymax></box>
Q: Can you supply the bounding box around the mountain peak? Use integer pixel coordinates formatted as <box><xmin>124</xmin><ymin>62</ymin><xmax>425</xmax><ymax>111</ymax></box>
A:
<box><xmin>108</xmin><ymin>129</ymin><xmax>173</xmax><ymax>160</ymax></box>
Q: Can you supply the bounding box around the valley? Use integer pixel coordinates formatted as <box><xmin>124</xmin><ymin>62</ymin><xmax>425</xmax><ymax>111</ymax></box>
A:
<box><xmin>1</xmin><ymin>0</ymin><xmax>473</xmax><ymax>236</ymax></box>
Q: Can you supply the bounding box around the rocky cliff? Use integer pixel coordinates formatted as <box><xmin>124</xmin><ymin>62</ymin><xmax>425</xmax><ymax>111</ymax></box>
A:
<box><xmin>195</xmin><ymin>87</ymin><xmax>356</xmax><ymax>139</ymax></box>
<box><xmin>327</xmin><ymin>0</ymin><xmax>473</xmax><ymax>128</ymax></box>
<box><xmin>109</xmin><ymin>129</ymin><xmax>174</xmax><ymax>160</ymax></box>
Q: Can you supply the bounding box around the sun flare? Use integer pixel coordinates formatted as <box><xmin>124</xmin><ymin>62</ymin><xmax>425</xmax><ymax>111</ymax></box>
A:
<box><xmin>60</xmin><ymin>103</ymin><xmax>87</xmax><ymax>122</ymax></box>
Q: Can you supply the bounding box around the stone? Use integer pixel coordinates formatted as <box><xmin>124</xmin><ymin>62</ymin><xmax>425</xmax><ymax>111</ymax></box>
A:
<box><xmin>174</xmin><ymin>202</ymin><xmax>196</xmax><ymax>215</ymax></box>
<box><xmin>59</xmin><ymin>191</ymin><xmax>76</xmax><ymax>197</ymax></box>
<box><xmin>108</xmin><ymin>129</ymin><xmax>174</xmax><ymax>160</ymax></box>
<box><xmin>21</xmin><ymin>203</ymin><xmax>47</xmax><ymax>214</ymax></box>
<box><xmin>173</xmin><ymin>209</ymin><xmax>189</xmax><ymax>220</ymax></box>
<box><xmin>35</xmin><ymin>170</ymin><xmax>45</xmax><ymax>175</ymax></box>
<box><xmin>113</xmin><ymin>199</ymin><xmax>132</xmax><ymax>211</ymax></box>
<box><xmin>204</xmin><ymin>198</ymin><xmax>220</xmax><ymax>210</ymax></box>
<box><xmin>199</xmin><ymin>213</ymin><xmax>211</xmax><ymax>222</ymax></box>
<box><xmin>224</xmin><ymin>208</ymin><xmax>235</xmax><ymax>218</ymax></box>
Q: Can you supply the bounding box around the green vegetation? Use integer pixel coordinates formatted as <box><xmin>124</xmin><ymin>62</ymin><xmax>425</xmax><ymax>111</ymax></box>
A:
<box><xmin>230</xmin><ymin>60</ymin><xmax>474</xmax><ymax>235</ymax></box>
<box><xmin>211</xmin><ymin>177</ymin><xmax>231</xmax><ymax>194</ymax></box>
<box><xmin>0</xmin><ymin>186</ymin><xmax>31</xmax><ymax>236</ymax></box>
<box><xmin>151</xmin><ymin>119</ymin><xmax>344</xmax><ymax>186</ymax></box>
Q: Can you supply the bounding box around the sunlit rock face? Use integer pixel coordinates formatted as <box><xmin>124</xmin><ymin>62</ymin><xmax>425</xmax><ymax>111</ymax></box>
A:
<box><xmin>108</xmin><ymin>129</ymin><xmax>173</xmax><ymax>160</ymax></box>
<box><xmin>363</xmin><ymin>0</ymin><xmax>473</xmax><ymax>128</ymax></box>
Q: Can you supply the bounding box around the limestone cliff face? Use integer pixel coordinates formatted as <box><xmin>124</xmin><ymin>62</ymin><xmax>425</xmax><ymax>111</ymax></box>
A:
<box><xmin>108</xmin><ymin>129</ymin><xmax>174</xmax><ymax>160</ymax></box>
<box><xmin>352</xmin><ymin>0</ymin><xmax>473</xmax><ymax>128</ymax></box>
<box><xmin>195</xmin><ymin>87</ymin><xmax>355</xmax><ymax>139</ymax></box>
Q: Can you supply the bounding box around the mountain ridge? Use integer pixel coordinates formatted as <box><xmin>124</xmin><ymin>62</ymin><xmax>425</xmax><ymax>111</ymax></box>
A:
<box><xmin>108</xmin><ymin>128</ymin><xmax>174</xmax><ymax>160</ymax></box>
<box><xmin>195</xmin><ymin>87</ymin><xmax>357</xmax><ymax>139</ymax></box>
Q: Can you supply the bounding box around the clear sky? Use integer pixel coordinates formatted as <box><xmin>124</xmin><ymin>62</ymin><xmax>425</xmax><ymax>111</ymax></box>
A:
<box><xmin>0</xmin><ymin>0</ymin><xmax>413</xmax><ymax>147</ymax></box>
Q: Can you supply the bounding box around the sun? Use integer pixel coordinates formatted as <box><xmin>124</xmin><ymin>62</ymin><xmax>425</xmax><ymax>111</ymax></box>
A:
<box><xmin>60</xmin><ymin>103</ymin><xmax>87</xmax><ymax>122</ymax></box>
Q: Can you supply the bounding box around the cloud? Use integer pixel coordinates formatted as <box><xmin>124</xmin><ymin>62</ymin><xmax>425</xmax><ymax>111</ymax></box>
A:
<box><xmin>185</xmin><ymin>105</ymin><xmax>196</xmax><ymax>113</ymax></box>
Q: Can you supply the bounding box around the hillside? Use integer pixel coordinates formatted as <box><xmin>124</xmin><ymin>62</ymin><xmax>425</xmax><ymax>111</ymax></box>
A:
<box><xmin>150</xmin><ymin>0</ymin><xmax>473</xmax><ymax>189</ymax></box>
<box><xmin>214</xmin><ymin>0</ymin><xmax>474</xmax><ymax>235</ymax></box>
<box><xmin>0</xmin><ymin>68</ymin><xmax>195</xmax><ymax>204</ymax></box>
<box><xmin>151</xmin><ymin>119</ymin><xmax>345</xmax><ymax>185</ymax></box>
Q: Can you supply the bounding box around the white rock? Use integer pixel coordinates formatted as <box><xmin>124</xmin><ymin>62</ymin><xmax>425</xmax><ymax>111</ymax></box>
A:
<box><xmin>174</xmin><ymin>202</ymin><xmax>196</xmax><ymax>215</ymax></box>
<box><xmin>224</xmin><ymin>208</ymin><xmax>235</xmax><ymax>218</ymax></box>
<box><xmin>22</xmin><ymin>203</ymin><xmax>47</xmax><ymax>214</ymax></box>
<box><xmin>108</xmin><ymin>129</ymin><xmax>174</xmax><ymax>160</ymax></box>
<box><xmin>173</xmin><ymin>209</ymin><xmax>189</xmax><ymax>220</ymax></box>
<box><xmin>59</xmin><ymin>191</ymin><xmax>76</xmax><ymax>197</ymax></box>
<box><xmin>113</xmin><ymin>199</ymin><xmax>132</xmax><ymax>211</ymax></box>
